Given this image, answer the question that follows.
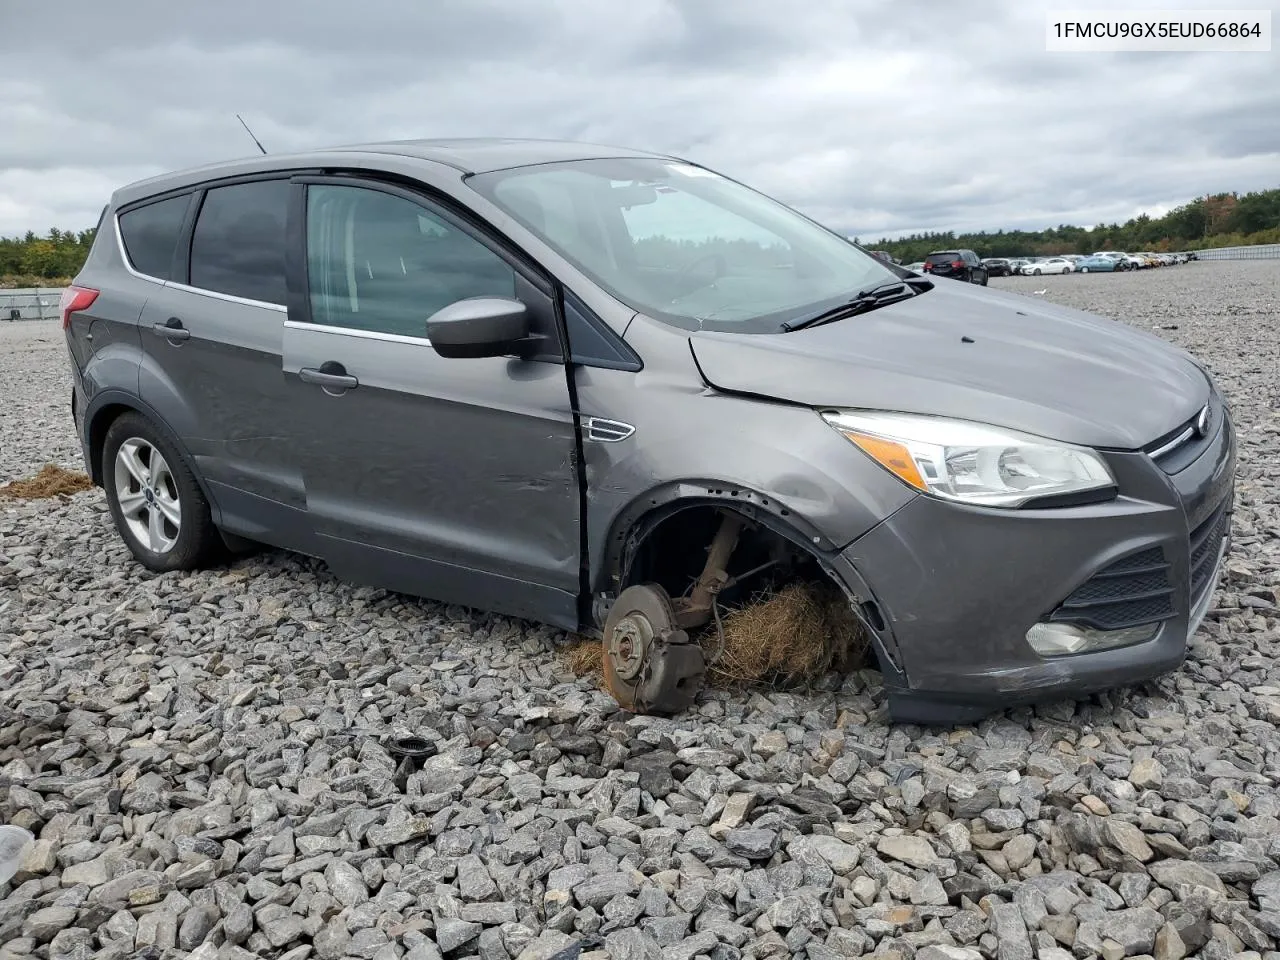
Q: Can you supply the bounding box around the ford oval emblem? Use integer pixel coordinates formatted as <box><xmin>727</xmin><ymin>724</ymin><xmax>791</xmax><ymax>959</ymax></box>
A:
<box><xmin>1194</xmin><ymin>405</ymin><xmax>1210</xmax><ymax>438</ymax></box>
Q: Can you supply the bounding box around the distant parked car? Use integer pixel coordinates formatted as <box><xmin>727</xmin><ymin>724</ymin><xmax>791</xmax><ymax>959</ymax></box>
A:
<box><xmin>1076</xmin><ymin>255</ymin><xmax>1119</xmax><ymax>273</ymax></box>
<box><xmin>1007</xmin><ymin>258</ymin><xmax>1030</xmax><ymax>274</ymax></box>
<box><xmin>1023</xmin><ymin>257</ymin><xmax>1074</xmax><ymax>276</ymax></box>
<box><xmin>870</xmin><ymin>250</ymin><xmax>896</xmax><ymax>263</ymax></box>
<box><xmin>903</xmin><ymin>261</ymin><xmax>926</xmax><ymax>273</ymax></box>
<box><xmin>982</xmin><ymin>258</ymin><xmax>1014</xmax><ymax>277</ymax></box>
<box><xmin>922</xmin><ymin>249</ymin><xmax>989</xmax><ymax>285</ymax></box>
<box><xmin>1092</xmin><ymin>251</ymin><xmax>1133</xmax><ymax>271</ymax></box>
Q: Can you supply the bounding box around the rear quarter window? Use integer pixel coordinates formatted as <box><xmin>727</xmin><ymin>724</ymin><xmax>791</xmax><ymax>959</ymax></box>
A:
<box><xmin>118</xmin><ymin>194</ymin><xmax>192</xmax><ymax>280</ymax></box>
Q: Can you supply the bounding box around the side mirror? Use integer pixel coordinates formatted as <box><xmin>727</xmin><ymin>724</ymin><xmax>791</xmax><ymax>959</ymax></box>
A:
<box><xmin>426</xmin><ymin>297</ymin><xmax>531</xmax><ymax>359</ymax></box>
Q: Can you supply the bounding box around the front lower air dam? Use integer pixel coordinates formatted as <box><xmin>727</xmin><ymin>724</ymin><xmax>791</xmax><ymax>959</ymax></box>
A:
<box><xmin>1025</xmin><ymin>621</ymin><xmax>1160</xmax><ymax>657</ymax></box>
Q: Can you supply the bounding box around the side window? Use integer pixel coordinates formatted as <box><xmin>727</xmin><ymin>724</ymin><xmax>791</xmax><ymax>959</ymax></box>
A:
<box><xmin>306</xmin><ymin>184</ymin><xmax>517</xmax><ymax>338</ymax></box>
<box><xmin>189</xmin><ymin>180</ymin><xmax>290</xmax><ymax>304</ymax></box>
<box><xmin>118</xmin><ymin>194</ymin><xmax>191</xmax><ymax>280</ymax></box>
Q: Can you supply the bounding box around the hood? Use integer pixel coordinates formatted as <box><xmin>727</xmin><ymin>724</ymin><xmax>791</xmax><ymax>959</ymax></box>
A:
<box><xmin>688</xmin><ymin>281</ymin><xmax>1208</xmax><ymax>449</ymax></box>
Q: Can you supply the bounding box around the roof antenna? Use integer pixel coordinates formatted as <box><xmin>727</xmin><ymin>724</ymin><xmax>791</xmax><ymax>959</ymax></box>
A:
<box><xmin>236</xmin><ymin>114</ymin><xmax>268</xmax><ymax>155</ymax></box>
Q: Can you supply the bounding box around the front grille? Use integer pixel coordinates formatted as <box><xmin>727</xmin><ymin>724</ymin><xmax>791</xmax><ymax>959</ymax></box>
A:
<box><xmin>1189</xmin><ymin>500</ymin><xmax>1230</xmax><ymax>602</ymax></box>
<box><xmin>1146</xmin><ymin>396</ymin><xmax>1219</xmax><ymax>475</ymax></box>
<box><xmin>1049</xmin><ymin>548</ymin><xmax>1176</xmax><ymax>631</ymax></box>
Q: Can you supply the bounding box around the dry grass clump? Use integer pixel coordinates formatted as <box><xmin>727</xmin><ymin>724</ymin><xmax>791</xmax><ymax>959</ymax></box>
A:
<box><xmin>563</xmin><ymin>580</ymin><xmax>868</xmax><ymax>696</ymax></box>
<box><xmin>705</xmin><ymin>581</ymin><xmax>867</xmax><ymax>688</ymax></box>
<box><xmin>562</xmin><ymin>636</ymin><xmax>604</xmax><ymax>679</ymax></box>
<box><xmin>0</xmin><ymin>464</ymin><xmax>93</xmax><ymax>500</ymax></box>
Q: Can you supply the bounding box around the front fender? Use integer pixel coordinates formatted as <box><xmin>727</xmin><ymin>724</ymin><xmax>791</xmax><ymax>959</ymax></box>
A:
<box><xmin>579</xmin><ymin>389</ymin><xmax>917</xmax><ymax>597</ymax></box>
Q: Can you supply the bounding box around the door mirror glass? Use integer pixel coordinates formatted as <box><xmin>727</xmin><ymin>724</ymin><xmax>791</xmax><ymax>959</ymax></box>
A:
<box><xmin>426</xmin><ymin>297</ymin><xmax>530</xmax><ymax>358</ymax></box>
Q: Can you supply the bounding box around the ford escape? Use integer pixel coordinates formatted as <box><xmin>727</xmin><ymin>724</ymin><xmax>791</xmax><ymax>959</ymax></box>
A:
<box><xmin>62</xmin><ymin>138</ymin><xmax>1235</xmax><ymax>724</ymax></box>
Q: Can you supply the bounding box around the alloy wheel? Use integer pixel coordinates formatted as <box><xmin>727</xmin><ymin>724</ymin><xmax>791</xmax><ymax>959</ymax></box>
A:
<box><xmin>113</xmin><ymin>438</ymin><xmax>181</xmax><ymax>553</ymax></box>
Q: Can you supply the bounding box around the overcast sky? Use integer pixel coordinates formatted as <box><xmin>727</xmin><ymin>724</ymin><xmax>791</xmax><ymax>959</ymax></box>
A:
<box><xmin>0</xmin><ymin>0</ymin><xmax>1275</xmax><ymax>240</ymax></box>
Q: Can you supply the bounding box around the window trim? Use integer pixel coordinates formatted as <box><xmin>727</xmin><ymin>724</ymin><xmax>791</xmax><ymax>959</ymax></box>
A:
<box><xmin>289</xmin><ymin>173</ymin><xmax>555</xmax><ymax>299</ymax></box>
<box><xmin>184</xmin><ymin>176</ymin><xmax>295</xmax><ymax>308</ymax></box>
<box><xmin>113</xmin><ymin>192</ymin><xmax>194</xmax><ymax>285</ymax></box>
<box><xmin>112</xmin><ymin>169</ymin><xmax>321</xmax><ymax>309</ymax></box>
<box><xmin>289</xmin><ymin>173</ymin><xmax>641</xmax><ymax>370</ymax></box>
<box><xmin>287</xmin><ymin>174</ymin><xmax>565</xmax><ymax>352</ymax></box>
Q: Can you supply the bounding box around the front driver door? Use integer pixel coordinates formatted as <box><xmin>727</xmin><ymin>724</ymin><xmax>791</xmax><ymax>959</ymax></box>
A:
<box><xmin>282</xmin><ymin>178</ymin><xmax>582</xmax><ymax>629</ymax></box>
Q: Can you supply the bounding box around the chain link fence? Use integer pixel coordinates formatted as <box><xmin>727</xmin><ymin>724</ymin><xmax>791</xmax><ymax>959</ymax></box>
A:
<box><xmin>0</xmin><ymin>288</ymin><xmax>64</xmax><ymax>322</ymax></box>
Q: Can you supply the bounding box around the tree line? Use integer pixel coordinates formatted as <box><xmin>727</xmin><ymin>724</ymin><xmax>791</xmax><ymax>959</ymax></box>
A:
<box><xmin>0</xmin><ymin>228</ymin><xmax>97</xmax><ymax>287</ymax></box>
<box><xmin>859</xmin><ymin>188</ymin><xmax>1280</xmax><ymax>263</ymax></box>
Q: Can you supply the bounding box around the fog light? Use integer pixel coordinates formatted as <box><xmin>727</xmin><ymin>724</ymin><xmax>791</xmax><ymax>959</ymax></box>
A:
<box><xmin>1026</xmin><ymin>621</ymin><xmax>1160</xmax><ymax>657</ymax></box>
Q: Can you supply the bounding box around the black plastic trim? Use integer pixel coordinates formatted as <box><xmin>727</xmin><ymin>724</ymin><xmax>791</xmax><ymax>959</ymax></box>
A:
<box><xmin>563</xmin><ymin>289</ymin><xmax>642</xmax><ymax>372</ymax></box>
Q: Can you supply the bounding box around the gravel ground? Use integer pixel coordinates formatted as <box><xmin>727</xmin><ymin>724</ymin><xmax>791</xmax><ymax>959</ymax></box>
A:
<box><xmin>2</xmin><ymin>260</ymin><xmax>1280</xmax><ymax>960</ymax></box>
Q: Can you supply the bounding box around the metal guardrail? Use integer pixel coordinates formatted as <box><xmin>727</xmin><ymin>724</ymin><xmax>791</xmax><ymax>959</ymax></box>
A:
<box><xmin>0</xmin><ymin>288</ymin><xmax>64</xmax><ymax>322</ymax></box>
<box><xmin>1189</xmin><ymin>244</ymin><xmax>1280</xmax><ymax>260</ymax></box>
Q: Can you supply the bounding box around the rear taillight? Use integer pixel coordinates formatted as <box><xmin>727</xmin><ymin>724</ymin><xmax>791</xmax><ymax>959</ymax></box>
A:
<box><xmin>59</xmin><ymin>286</ymin><xmax>99</xmax><ymax>330</ymax></box>
<box><xmin>952</xmin><ymin>260</ymin><xmax>964</xmax><ymax>269</ymax></box>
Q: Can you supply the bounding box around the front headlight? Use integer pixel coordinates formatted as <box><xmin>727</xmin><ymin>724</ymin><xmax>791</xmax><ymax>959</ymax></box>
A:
<box><xmin>820</xmin><ymin>410</ymin><xmax>1116</xmax><ymax>508</ymax></box>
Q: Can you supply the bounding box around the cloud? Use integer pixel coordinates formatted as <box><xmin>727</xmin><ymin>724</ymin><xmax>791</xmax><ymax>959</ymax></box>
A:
<box><xmin>1</xmin><ymin>0</ymin><xmax>1275</xmax><ymax>238</ymax></box>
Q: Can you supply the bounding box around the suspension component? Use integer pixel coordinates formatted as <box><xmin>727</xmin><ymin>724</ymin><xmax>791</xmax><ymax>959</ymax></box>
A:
<box><xmin>602</xmin><ymin>583</ymin><xmax>705</xmax><ymax>714</ymax></box>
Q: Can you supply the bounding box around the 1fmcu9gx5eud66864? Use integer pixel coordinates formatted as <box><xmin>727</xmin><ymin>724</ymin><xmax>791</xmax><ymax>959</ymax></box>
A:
<box><xmin>62</xmin><ymin>138</ymin><xmax>1235</xmax><ymax>724</ymax></box>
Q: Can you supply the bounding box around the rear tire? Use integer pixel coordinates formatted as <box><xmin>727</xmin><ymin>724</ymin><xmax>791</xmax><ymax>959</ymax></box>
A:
<box><xmin>103</xmin><ymin>412</ymin><xmax>224</xmax><ymax>573</ymax></box>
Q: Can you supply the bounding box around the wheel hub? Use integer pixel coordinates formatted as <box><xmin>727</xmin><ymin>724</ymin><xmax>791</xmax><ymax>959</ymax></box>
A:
<box><xmin>602</xmin><ymin>583</ymin><xmax>706</xmax><ymax>715</ymax></box>
<box><xmin>609</xmin><ymin>613</ymin><xmax>654</xmax><ymax>682</ymax></box>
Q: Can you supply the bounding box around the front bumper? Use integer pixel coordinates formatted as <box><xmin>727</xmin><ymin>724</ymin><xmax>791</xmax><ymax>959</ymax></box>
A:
<box><xmin>835</xmin><ymin>400</ymin><xmax>1236</xmax><ymax>725</ymax></box>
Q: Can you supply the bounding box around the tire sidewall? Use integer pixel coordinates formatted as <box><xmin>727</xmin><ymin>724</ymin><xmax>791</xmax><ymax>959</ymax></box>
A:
<box><xmin>102</xmin><ymin>413</ymin><xmax>212</xmax><ymax>571</ymax></box>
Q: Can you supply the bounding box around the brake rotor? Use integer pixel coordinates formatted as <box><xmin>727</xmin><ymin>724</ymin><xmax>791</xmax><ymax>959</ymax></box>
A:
<box><xmin>602</xmin><ymin>583</ymin><xmax>706</xmax><ymax>715</ymax></box>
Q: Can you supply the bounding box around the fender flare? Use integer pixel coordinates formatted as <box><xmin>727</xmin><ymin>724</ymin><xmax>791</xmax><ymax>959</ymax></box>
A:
<box><xmin>600</xmin><ymin>479</ymin><xmax>838</xmax><ymax>594</ymax></box>
<box><xmin>83</xmin><ymin>389</ymin><xmax>224</xmax><ymax>526</ymax></box>
<box><xmin>595</xmin><ymin>480</ymin><xmax>908</xmax><ymax>684</ymax></box>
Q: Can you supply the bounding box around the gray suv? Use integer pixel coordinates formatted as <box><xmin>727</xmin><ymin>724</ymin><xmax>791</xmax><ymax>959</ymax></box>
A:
<box><xmin>62</xmin><ymin>138</ymin><xmax>1235</xmax><ymax>724</ymax></box>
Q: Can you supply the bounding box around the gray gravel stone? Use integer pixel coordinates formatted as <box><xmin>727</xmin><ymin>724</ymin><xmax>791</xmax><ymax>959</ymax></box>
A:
<box><xmin>436</xmin><ymin>917</ymin><xmax>483</xmax><ymax>953</ymax></box>
<box><xmin>3</xmin><ymin>267</ymin><xmax>1280</xmax><ymax>960</ymax></box>
<box><xmin>724</xmin><ymin>828</ymin><xmax>777</xmax><ymax>860</ymax></box>
<box><xmin>877</xmin><ymin>835</ymin><xmax>938</xmax><ymax>868</ymax></box>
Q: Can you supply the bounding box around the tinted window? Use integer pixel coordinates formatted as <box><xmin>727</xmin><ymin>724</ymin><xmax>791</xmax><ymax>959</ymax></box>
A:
<box><xmin>118</xmin><ymin>195</ymin><xmax>191</xmax><ymax>280</ymax></box>
<box><xmin>189</xmin><ymin>180</ymin><xmax>290</xmax><ymax>304</ymax></box>
<box><xmin>306</xmin><ymin>184</ymin><xmax>516</xmax><ymax>338</ymax></box>
<box><xmin>925</xmin><ymin>252</ymin><xmax>960</xmax><ymax>264</ymax></box>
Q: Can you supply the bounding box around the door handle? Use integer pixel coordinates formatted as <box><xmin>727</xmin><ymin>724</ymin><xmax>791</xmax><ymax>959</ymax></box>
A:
<box><xmin>299</xmin><ymin>362</ymin><xmax>359</xmax><ymax>390</ymax></box>
<box><xmin>152</xmin><ymin>317</ymin><xmax>190</xmax><ymax>341</ymax></box>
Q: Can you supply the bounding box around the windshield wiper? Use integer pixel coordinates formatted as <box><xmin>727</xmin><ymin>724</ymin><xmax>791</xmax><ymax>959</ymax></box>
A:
<box><xmin>780</xmin><ymin>277</ymin><xmax>932</xmax><ymax>332</ymax></box>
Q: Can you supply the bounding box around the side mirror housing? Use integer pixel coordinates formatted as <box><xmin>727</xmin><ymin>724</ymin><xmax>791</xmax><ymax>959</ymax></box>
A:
<box><xmin>426</xmin><ymin>297</ymin><xmax>531</xmax><ymax>359</ymax></box>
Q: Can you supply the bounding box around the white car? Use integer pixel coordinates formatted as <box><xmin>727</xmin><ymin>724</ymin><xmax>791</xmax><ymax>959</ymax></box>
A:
<box><xmin>1022</xmin><ymin>257</ymin><xmax>1074</xmax><ymax>276</ymax></box>
<box><xmin>903</xmin><ymin>262</ymin><xmax>926</xmax><ymax>273</ymax></box>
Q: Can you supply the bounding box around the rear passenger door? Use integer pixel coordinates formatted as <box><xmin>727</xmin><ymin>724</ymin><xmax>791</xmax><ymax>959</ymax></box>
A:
<box><xmin>282</xmin><ymin>178</ymin><xmax>582</xmax><ymax>628</ymax></box>
<box><xmin>136</xmin><ymin>177</ymin><xmax>312</xmax><ymax>551</ymax></box>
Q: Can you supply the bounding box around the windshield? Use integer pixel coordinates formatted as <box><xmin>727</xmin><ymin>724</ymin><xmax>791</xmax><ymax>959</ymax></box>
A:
<box><xmin>467</xmin><ymin>158</ymin><xmax>898</xmax><ymax>333</ymax></box>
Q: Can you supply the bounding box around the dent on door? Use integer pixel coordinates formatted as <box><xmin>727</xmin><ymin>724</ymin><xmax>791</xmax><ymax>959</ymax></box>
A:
<box><xmin>283</xmin><ymin>321</ymin><xmax>582</xmax><ymax>623</ymax></box>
